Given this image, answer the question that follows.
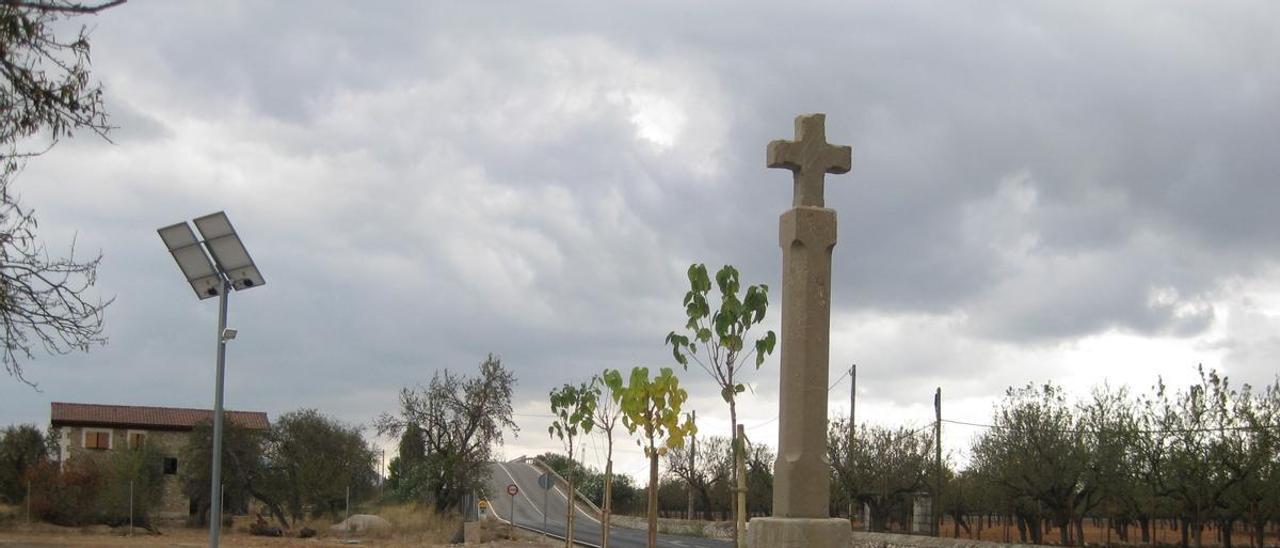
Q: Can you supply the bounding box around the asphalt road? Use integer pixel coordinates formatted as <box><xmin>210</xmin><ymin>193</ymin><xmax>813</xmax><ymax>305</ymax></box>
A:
<box><xmin>485</xmin><ymin>461</ymin><xmax>729</xmax><ymax>548</ymax></box>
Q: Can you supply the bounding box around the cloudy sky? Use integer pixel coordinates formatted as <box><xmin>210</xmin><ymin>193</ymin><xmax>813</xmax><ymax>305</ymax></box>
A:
<box><xmin>3</xmin><ymin>1</ymin><xmax>1279</xmax><ymax>481</ymax></box>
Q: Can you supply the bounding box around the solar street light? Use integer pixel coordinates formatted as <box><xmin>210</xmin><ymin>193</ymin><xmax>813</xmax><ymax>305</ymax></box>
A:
<box><xmin>158</xmin><ymin>211</ymin><xmax>264</xmax><ymax>548</ymax></box>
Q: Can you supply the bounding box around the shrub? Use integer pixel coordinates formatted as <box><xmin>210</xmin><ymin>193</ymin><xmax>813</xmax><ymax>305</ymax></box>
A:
<box><xmin>97</xmin><ymin>444</ymin><xmax>166</xmax><ymax>525</ymax></box>
<box><xmin>25</xmin><ymin>457</ymin><xmax>102</xmax><ymax>525</ymax></box>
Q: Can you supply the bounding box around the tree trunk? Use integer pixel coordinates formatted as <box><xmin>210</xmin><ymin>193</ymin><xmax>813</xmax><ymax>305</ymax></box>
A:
<box><xmin>735</xmin><ymin>424</ymin><xmax>747</xmax><ymax>548</ymax></box>
<box><xmin>1016</xmin><ymin>513</ymin><xmax>1028</xmax><ymax>544</ymax></box>
<box><xmin>602</xmin><ymin>441</ymin><xmax>613</xmax><ymax>548</ymax></box>
<box><xmin>729</xmin><ymin>390</ymin><xmax>744</xmax><ymax>548</ymax></box>
<box><xmin>565</xmin><ymin>438</ymin><xmax>576</xmax><ymax>548</ymax></box>
<box><xmin>647</xmin><ymin>446</ymin><xmax>659</xmax><ymax>548</ymax></box>
<box><xmin>1075</xmin><ymin>517</ymin><xmax>1086</xmax><ymax>547</ymax></box>
<box><xmin>1140</xmin><ymin>515</ymin><xmax>1151</xmax><ymax>544</ymax></box>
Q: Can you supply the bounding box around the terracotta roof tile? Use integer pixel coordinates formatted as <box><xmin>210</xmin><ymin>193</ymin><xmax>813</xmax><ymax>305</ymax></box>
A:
<box><xmin>50</xmin><ymin>402</ymin><xmax>269</xmax><ymax>431</ymax></box>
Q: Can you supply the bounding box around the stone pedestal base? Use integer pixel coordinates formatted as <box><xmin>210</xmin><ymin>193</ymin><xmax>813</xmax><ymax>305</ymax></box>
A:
<box><xmin>462</xmin><ymin>521</ymin><xmax>481</xmax><ymax>545</ymax></box>
<box><xmin>748</xmin><ymin>517</ymin><xmax>851</xmax><ymax>548</ymax></box>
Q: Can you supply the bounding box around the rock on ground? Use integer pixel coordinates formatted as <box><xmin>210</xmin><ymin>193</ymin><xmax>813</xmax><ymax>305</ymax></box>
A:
<box><xmin>329</xmin><ymin>514</ymin><xmax>392</xmax><ymax>533</ymax></box>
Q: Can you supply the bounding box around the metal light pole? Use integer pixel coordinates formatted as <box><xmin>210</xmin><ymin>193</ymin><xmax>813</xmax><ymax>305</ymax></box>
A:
<box><xmin>159</xmin><ymin>212</ymin><xmax>265</xmax><ymax>548</ymax></box>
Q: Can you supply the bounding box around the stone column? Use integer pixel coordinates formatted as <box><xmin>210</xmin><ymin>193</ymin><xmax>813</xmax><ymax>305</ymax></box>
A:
<box><xmin>773</xmin><ymin>205</ymin><xmax>837</xmax><ymax>517</ymax></box>
<box><xmin>748</xmin><ymin>113</ymin><xmax>853</xmax><ymax>548</ymax></box>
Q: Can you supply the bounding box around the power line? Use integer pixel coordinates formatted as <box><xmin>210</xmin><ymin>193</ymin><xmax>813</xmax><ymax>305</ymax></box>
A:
<box><xmin>828</xmin><ymin>368</ymin><xmax>851</xmax><ymax>391</ymax></box>
<box><xmin>940</xmin><ymin>418</ymin><xmax>1280</xmax><ymax>435</ymax></box>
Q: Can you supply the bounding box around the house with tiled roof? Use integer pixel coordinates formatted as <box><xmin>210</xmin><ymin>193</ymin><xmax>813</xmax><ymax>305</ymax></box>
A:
<box><xmin>50</xmin><ymin>402</ymin><xmax>269</xmax><ymax>519</ymax></box>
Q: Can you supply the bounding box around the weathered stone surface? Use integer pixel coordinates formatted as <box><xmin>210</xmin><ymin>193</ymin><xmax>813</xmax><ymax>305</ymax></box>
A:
<box><xmin>752</xmin><ymin>113</ymin><xmax>851</xmax><ymax>547</ymax></box>
<box><xmin>463</xmin><ymin>521</ymin><xmax>482</xmax><ymax>544</ymax></box>
<box><xmin>60</xmin><ymin>427</ymin><xmax>191</xmax><ymax>519</ymax></box>
<box><xmin>850</xmin><ymin>530</ymin><xmax>1039</xmax><ymax>548</ymax></box>
<box><xmin>767</xmin><ymin>113</ymin><xmax>852</xmax><ymax>208</ymax></box>
<box><xmin>747</xmin><ymin>517</ymin><xmax>851</xmax><ymax>548</ymax></box>
<box><xmin>773</xmin><ymin>205</ymin><xmax>838</xmax><ymax>518</ymax></box>
<box><xmin>768</xmin><ymin>113</ymin><xmax>850</xmax><ymax>520</ymax></box>
<box><xmin>329</xmin><ymin>514</ymin><xmax>392</xmax><ymax>533</ymax></box>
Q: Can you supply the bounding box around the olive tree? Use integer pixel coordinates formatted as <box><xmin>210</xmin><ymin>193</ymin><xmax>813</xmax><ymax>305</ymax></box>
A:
<box><xmin>266</xmin><ymin>409</ymin><xmax>378</xmax><ymax>523</ymax></box>
<box><xmin>0</xmin><ymin>423</ymin><xmax>50</xmax><ymax>503</ymax></box>
<box><xmin>828</xmin><ymin>417</ymin><xmax>933</xmax><ymax>532</ymax></box>
<box><xmin>375</xmin><ymin>354</ymin><xmax>517</xmax><ymax>513</ymax></box>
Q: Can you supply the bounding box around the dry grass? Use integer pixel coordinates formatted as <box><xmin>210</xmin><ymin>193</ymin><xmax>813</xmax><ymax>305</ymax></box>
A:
<box><xmin>367</xmin><ymin>502</ymin><xmax>458</xmax><ymax>543</ymax></box>
<box><xmin>0</xmin><ymin>502</ymin><xmax>560</xmax><ymax>547</ymax></box>
<box><xmin>936</xmin><ymin>516</ymin><xmax>1277</xmax><ymax>547</ymax></box>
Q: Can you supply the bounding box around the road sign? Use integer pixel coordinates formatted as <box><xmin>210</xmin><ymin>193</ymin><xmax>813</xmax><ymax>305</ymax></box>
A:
<box><xmin>506</xmin><ymin>484</ymin><xmax>518</xmax><ymax>538</ymax></box>
<box><xmin>537</xmin><ymin>472</ymin><xmax>553</xmax><ymax>537</ymax></box>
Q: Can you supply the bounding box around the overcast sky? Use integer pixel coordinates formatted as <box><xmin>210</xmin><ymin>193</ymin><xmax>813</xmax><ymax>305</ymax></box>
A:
<box><xmin>3</xmin><ymin>1</ymin><xmax>1279</xmax><ymax>481</ymax></box>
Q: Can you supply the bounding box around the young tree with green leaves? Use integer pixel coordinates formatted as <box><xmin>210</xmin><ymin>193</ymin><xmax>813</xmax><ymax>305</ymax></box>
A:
<box><xmin>603</xmin><ymin>366</ymin><xmax>696</xmax><ymax>548</ymax></box>
<box><xmin>590</xmin><ymin>373</ymin><xmax>623</xmax><ymax>548</ymax></box>
<box><xmin>549</xmin><ymin>380</ymin><xmax>597</xmax><ymax>547</ymax></box>
<box><xmin>665</xmin><ymin>263</ymin><xmax>774</xmax><ymax>545</ymax></box>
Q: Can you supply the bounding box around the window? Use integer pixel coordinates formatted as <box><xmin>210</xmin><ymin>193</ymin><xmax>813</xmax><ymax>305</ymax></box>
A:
<box><xmin>128</xmin><ymin>431</ymin><xmax>146</xmax><ymax>449</ymax></box>
<box><xmin>164</xmin><ymin>457</ymin><xmax>178</xmax><ymax>475</ymax></box>
<box><xmin>84</xmin><ymin>430</ymin><xmax>111</xmax><ymax>450</ymax></box>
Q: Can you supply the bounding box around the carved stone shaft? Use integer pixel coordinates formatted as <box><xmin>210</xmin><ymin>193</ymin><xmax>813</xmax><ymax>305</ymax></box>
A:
<box><xmin>772</xmin><ymin>205</ymin><xmax>836</xmax><ymax>518</ymax></box>
<box><xmin>750</xmin><ymin>113</ymin><xmax>852</xmax><ymax>548</ymax></box>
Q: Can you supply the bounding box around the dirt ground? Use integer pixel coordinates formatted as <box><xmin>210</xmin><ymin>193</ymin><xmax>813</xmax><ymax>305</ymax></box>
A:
<box><xmin>0</xmin><ymin>519</ymin><xmax>557</xmax><ymax>547</ymax></box>
<box><xmin>932</xmin><ymin>516</ymin><xmax>1276</xmax><ymax>547</ymax></box>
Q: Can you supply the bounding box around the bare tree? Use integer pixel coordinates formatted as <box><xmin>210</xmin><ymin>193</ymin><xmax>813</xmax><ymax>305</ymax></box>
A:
<box><xmin>1</xmin><ymin>0</ymin><xmax>124</xmax><ymax>385</ymax></box>
<box><xmin>665</xmin><ymin>435</ymin><xmax>731</xmax><ymax>521</ymax></box>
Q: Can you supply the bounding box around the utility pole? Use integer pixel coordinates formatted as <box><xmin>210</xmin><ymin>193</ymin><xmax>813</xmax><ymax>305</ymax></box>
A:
<box><xmin>850</xmin><ymin>364</ymin><xmax>856</xmax><ymax>428</ymax></box>
<box><xmin>848</xmin><ymin>364</ymin><xmax>856</xmax><ymax>523</ymax></box>
<box><xmin>688</xmin><ymin>409</ymin><xmax>696</xmax><ymax>521</ymax></box>
<box><xmin>933</xmin><ymin>387</ymin><xmax>942</xmax><ymax>537</ymax></box>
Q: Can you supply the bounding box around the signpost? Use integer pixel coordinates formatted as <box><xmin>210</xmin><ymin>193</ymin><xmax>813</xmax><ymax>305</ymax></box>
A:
<box><xmin>507</xmin><ymin>483</ymin><xmax>519</xmax><ymax>539</ymax></box>
<box><xmin>538</xmin><ymin>472</ymin><xmax>553</xmax><ymax>538</ymax></box>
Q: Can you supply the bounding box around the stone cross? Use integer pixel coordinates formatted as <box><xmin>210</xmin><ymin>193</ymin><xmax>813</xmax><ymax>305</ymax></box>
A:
<box><xmin>750</xmin><ymin>113</ymin><xmax>853</xmax><ymax>548</ymax></box>
<box><xmin>767</xmin><ymin>113</ymin><xmax>852</xmax><ymax>208</ymax></box>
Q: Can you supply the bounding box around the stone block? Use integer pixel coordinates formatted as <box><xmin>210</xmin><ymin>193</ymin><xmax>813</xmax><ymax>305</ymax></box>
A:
<box><xmin>463</xmin><ymin>521</ymin><xmax>482</xmax><ymax>545</ymax></box>
<box><xmin>747</xmin><ymin>517</ymin><xmax>851</xmax><ymax>548</ymax></box>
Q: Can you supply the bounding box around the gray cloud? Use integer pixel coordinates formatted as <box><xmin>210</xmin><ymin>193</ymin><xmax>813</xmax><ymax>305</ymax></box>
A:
<box><xmin>4</xmin><ymin>1</ymin><xmax>1279</xmax><ymax>463</ymax></box>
